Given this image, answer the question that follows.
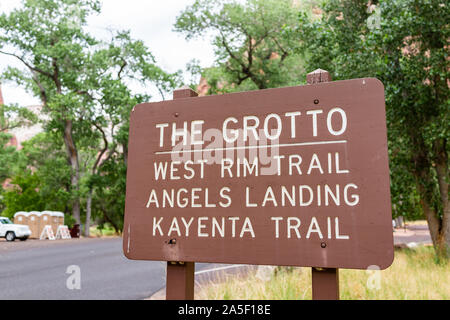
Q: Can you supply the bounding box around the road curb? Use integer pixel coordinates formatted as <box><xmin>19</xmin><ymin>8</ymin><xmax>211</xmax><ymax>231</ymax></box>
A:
<box><xmin>147</xmin><ymin>264</ymin><xmax>257</xmax><ymax>300</ymax></box>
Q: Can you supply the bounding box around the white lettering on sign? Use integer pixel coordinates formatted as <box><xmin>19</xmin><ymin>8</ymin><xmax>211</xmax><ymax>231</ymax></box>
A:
<box><xmin>124</xmin><ymin>78</ymin><xmax>395</xmax><ymax>270</ymax></box>
<box><xmin>144</xmin><ymin>183</ymin><xmax>359</xmax><ymax>209</ymax></box>
<box><xmin>145</xmin><ymin>107</ymin><xmax>357</xmax><ymax>241</ymax></box>
<box><xmin>150</xmin><ymin>216</ymin><xmax>348</xmax><ymax>240</ymax></box>
<box><xmin>155</xmin><ymin>108</ymin><xmax>348</xmax><ymax>148</ymax></box>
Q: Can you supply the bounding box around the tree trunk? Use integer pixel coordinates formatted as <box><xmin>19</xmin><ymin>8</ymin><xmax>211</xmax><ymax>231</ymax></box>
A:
<box><xmin>416</xmin><ymin>175</ymin><xmax>449</xmax><ymax>260</ymax></box>
<box><xmin>85</xmin><ymin>189</ymin><xmax>93</xmax><ymax>237</ymax></box>
<box><xmin>434</xmin><ymin>144</ymin><xmax>450</xmax><ymax>258</ymax></box>
<box><xmin>418</xmin><ymin>189</ymin><xmax>441</xmax><ymax>247</ymax></box>
<box><xmin>123</xmin><ymin>143</ymin><xmax>128</xmax><ymax>167</ymax></box>
<box><xmin>100</xmin><ymin>207</ymin><xmax>121</xmax><ymax>234</ymax></box>
<box><xmin>411</xmin><ymin>134</ymin><xmax>449</xmax><ymax>259</ymax></box>
<box><xmin>63</xmin><ymin>119</ymin><xmax>81</xmax><ymax>224</ymax></box>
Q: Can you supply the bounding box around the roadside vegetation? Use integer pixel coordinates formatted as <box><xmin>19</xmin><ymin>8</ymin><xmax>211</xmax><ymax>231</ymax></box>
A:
<box><xmin>196</xmin><ymin>246</ymin><xmax>450</xmax><ymax>300</ymax></box>
<box><xmin>175</xmin><ymin>0</ymin><xmax>449</xmax><ymax>260</ymax></box>
<box><xmin>89</xmin><ymin>224</ymin><xmax>120</xmax><ymax>237</ymax></box>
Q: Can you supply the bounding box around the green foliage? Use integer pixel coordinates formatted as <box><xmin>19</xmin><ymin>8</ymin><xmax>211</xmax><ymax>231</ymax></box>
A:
<box><xmin>290</xmin><ymin>0</ymin><xmax>449</xmax><ymax>258</ymax></box>
<box><xmin>1</xmin><ymin>132</ymin><xmax>71</xmax><ymax>218</ymax></box>
<box><xmin>0</xmin><ymin>103</ymin><xmax>37</xmax><ymax>132</ymax></box>
<box><xmin>0</xmin><ymin>0</ymin><xmax>180</xmax><ymax>230</ymax></box>
<box><xmin>292</xmin><ymin>0</ymin><xmax>449</xmax><ymax>224</ymax></box>
<box><xmin>175</xmin><ymin>0</ymin><xmax>306</xmax><ymax>93</ymax></box>
<box><xmin>1</xmin><ymin>171</ymin><xmax>43</xmax><ymax>218</ymax></box>
<box><xmin>91</xmin><ymin>157</ymin><xmax>128</xmax><ymax>233</ymax></box>
<box><xmin>0</xmin><ymin>101</ymin><xmax>38</xmax><ymax>184</ymax></box>
<box><xmin>0</xmin><ymin>132</ymin><xmax>18</xmax><ymax>183</ymax></box>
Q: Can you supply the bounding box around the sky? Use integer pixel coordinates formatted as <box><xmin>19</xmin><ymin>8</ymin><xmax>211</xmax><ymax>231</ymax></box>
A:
<box><xmin>0</xmin><ymin>0</ymin><xmax>216</xmax><ymax>106</ymax></box>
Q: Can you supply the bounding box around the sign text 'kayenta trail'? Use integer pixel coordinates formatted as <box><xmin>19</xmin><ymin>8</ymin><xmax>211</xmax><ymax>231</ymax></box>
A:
<box><xmin>123</xmin><ymin>77</ymin><xmax>394</xmax><ymax>270</ymax></box>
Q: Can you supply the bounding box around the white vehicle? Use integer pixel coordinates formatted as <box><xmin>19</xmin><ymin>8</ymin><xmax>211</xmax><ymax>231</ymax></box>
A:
<box><xmin>0</xmin><ymin>217</ymin><xmax>32</xmax><ymax>241</ymax></box>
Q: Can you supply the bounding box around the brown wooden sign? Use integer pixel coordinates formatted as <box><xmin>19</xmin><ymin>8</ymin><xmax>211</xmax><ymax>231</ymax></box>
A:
<box><xmin>123</xmin><ymin>77</ymin><xmax>394</xmax><ymax>270</ymax></box>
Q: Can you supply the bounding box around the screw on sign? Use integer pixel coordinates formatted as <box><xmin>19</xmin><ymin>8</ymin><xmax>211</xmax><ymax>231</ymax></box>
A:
<box><xmin>123</xmin><ymin>69</ymin><xmax>394</xmax><ymax>300</ymax></box>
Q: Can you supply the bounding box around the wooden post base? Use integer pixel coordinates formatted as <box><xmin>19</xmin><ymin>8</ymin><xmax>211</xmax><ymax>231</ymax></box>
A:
<box><xmin>166</xmin><ymin>262</ymin><xmax>195</xmax><ymax>300</ymax></box>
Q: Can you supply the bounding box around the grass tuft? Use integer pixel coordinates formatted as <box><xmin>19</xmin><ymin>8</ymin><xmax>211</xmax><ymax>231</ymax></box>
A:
<box><xmin>196</xmin><ymin>246</ymin><xmax>449</xmax><ymax>300</ymax></box>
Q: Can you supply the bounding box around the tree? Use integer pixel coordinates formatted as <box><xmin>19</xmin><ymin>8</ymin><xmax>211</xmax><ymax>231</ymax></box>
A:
<box><xmin>0</xmin><ymin>101</ymin><xmax>36</xmax><ymax>184</ymax></box>
<box><xmin>1</xmin><ymin>171</ymin><xmax>44</xmax><ymax>218</ymax></box>
<box><xmin>0</xmin><ymin>132</ymin><xmax>17</xmax><ymax>184</ymax></box>
<box><xmin>1</xmin><ymin>132</ymin><xmax>71</xmax><ymax>218</ymax></box>
<box><xmin>90</xmin><ymin>155</ymin><xmax>128</xmax><ymax>233</ymax></box>
<box><xmin>0</xmin><ymin>0</ymin><xmax>180</xmax><ymax>231</ymax></box>
<box><xmin>0</xmin><ymin>0</ymin><xmax>101</xmax><ymax>224</ymax></box>
<box><xmin>175</xmin><ymin>0</ymin><xmax>306</xmax><ymax>94</ymax></box>
<box><xmin>294</xmin><ymin>0</ymin><xmax>449</xmax><ymax>258</ymax></box>
<box><xmin>72</xmin><ymin>30</ymin><xmax>180</xmax><ymax>236</ymax></box>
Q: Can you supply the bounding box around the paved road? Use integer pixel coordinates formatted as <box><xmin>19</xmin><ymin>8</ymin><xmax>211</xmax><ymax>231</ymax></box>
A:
<box><xmin>0</xmin><ymin>237</ymin><xmax>210</xmax><ymax>300</ymax></box>
<box><xmin>393</xmin><ymin>224</ymin><xmax>432</xmax><ymax>246</ymax></box>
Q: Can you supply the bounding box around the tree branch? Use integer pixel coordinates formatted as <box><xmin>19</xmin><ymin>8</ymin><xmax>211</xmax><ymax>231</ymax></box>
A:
<box><xmin>117</xmin><ymin>59</ymin><xmax>127</xmax><ymax>80</ymax></box>
<box><xmin>75</xmin><ymin>90</ymin><xmax>95</xmax><ymax>101</ymax></box>
<box><xmin>0</xmin><ymin>50</ymin><xmax>54</xmax><ymax>79</ymax></box>
<box><xmin>92</xmin><ymin>121</ymin><xmax>109</xmax><ymax>174</ymax></box>
<box><xmin>31</xmin><ymin>70</ymin><xmax>48</xmax><ymax>106</ymax></box>
<box><xmin>219</xmin><ymin>32</ymin><xmax>248</xmax><ymax>72</ymax></box>
<box><xmin>52</xmin><ymin>57</ymin><xmax>62</xmax><ymax>93</ymax></box>
<box><xmin>271</xmin><ymin>36</ymin><xmax>289</xmax><ymax>62</ymax></box>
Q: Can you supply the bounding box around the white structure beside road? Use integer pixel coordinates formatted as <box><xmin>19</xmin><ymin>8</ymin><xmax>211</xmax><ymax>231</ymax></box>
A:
<box><xmin>0</xmin><ymin>216</ymin><xmax>32</xmax><ymax>241</ymax></box>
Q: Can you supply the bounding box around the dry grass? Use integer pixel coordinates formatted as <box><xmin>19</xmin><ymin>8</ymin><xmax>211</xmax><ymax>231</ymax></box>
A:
<box><xmin>404</xmin><ymin>220</ymin><xmax>428</xmax><ymax>226</ymax></box>
<box><xmin>196</xmin><ymin>246</ymin><xmax>449</xmax><ymax>300</ymax></box>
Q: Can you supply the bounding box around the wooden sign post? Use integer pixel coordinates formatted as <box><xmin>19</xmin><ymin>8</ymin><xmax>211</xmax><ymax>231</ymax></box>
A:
<box><xmin>307</xmin><ymin>69</ymin><xmax>339</xmax><ymax>300</ymax></box>
<box><xmin>123</xmin><ymin>70</ymin><xmax>394</xmax><ymax>300</ymax></box>
<box><xmin>166</xmin><ymin>87</ymin><xmax>198</xmax><ymax>300</ymax></box>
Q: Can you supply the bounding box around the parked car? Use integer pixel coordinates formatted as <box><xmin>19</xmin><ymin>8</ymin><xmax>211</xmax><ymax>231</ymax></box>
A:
<box><xmin>0</xmin><ymin>217</ymin><xmax>32</xmax><ymax>241</ymax></box>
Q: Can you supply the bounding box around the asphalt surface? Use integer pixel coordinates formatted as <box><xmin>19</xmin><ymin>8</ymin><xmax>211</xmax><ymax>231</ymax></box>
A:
<box><xmin>0</xmin><ymin>237</ymin><xmax>212</xmax><ymax>300</ymax></box>
<box><xmin>393</xmin><ymin>224</ymin><xmax>432</xmax><ymax>246</ymax></box>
